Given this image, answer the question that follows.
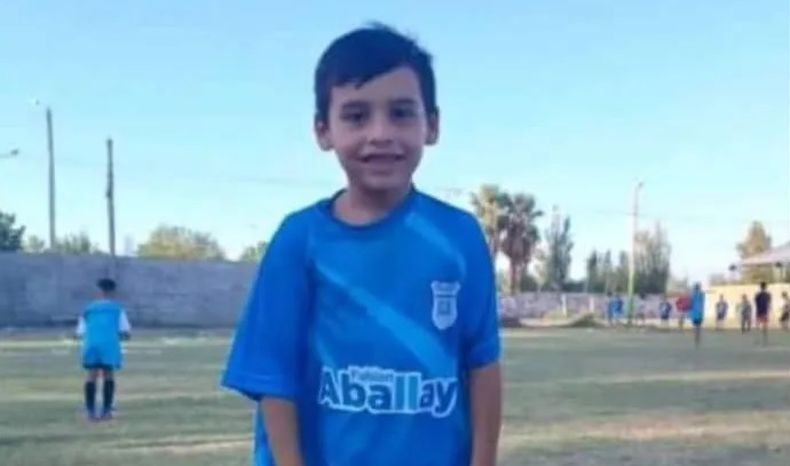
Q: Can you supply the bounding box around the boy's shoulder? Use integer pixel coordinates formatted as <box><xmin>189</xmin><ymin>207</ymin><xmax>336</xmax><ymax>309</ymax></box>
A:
<box><xmin>276</xmin><ymin>189</ymin><xmax>482</xmax><ymax>235</ymax></box>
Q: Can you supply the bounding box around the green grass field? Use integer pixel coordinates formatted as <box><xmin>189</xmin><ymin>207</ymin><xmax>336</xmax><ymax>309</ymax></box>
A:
<box><xmin>1</xmin><ymin>328</ymin><xmax>789</xmax><ymax>465</ymax></box>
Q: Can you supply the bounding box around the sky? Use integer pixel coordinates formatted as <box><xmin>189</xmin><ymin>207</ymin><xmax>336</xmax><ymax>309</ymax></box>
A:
<box><xmin>0</xmin><ymin>0</ymin><xmax>788</xmax><ymax>281</ymax></box>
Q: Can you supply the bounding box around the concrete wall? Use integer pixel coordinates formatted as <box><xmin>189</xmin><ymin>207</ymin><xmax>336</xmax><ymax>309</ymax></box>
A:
<box><xmin>6</xmin><ymin>251</ymin><xmax>774</xmax><ymax>328</ymax></box>
<box><xmin>0</xmin><ymin>252</ymin><xmax>256</xmax><ymax>327</ymax></box>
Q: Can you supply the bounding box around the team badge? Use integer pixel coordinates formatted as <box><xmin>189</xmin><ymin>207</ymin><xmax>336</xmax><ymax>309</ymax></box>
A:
<box><xmin>431</xmin><ymin>281</ymin><xmax>460</xmax><ymax>330</ymax></box>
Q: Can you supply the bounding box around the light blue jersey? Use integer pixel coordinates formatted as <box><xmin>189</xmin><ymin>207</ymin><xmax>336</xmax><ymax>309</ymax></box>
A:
<box><xmin>77</xmin><ymin>299</ymin><xmax>130</xmax><ymax>369</ymax></box>
<box><xmin>222</xmin><ymin>189</ymin><xmax>501</xmax><ymax>466</ymax></box>
<box><xmin>689</xmin><ymin>289</ymin><xmax>705</xmax><ymax>322</ymax></box>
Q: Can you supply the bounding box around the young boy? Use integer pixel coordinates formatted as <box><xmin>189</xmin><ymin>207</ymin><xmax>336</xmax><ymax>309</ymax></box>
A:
<box><xmin>75</xmin><ymin>278</ymin><xmax>131</xmax><ymax>421</ymax></box>
<box><xmin>738</xmin><ymin>294</ymin><xmax>753</xmax><ymax>334</ymax></box>
<box><xmin>689</xmin><ymin>283</ymin><xmax>705</xmax><ymax>348</ymax></box>
<box><xmin>222</xmin><ymin>25</ymin><xmax>502</xmax><ymax>466</ymax></box>
<box><xmin>658</xmin><ymin>295</ymin><xmax>672</xmax><ymax>328</ymax></box>
<box><xmin>714</xmin><ymin>295</ymin><xmax>728</xmax><ymax>331</ymax></box>
<box><xmin>754</xmin><ymin>281</ymin><xmax>771</xmax><ymax>345</ymax></box>
<box><xmin>606</xmin><ymin>292</ymin><xmax>623</xmax><ymax>326</ymax></box>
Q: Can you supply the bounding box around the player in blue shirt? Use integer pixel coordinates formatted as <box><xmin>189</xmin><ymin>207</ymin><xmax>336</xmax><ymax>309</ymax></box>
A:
<box><xmin>688</xmin><ymin>283</ymin><xmax>705</xmax><ymax>348</ymax></box>
<box><xmin>222</xmin><ymin>24</ymin><xmax>502</xmax><ymax>466</ymax></box>
<box><xmin>75</xmin><ymin>278</ymin><xmax>131</xmax><ymax>421</ymax></box>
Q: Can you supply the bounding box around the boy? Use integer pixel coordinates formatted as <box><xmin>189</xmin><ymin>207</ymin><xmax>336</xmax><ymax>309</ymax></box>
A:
<box><xmin>606</xmin><ymin>292</ymin><xmax>623</xmax><ymax>326</ymax></box>
<box><xmin>738</xmin><ymin>294</ymin><xmax>752</xmax><ymax>334</ymax></box>
<box><xmin>754</xmin><ymin>281</ymin><xmax>771</xmax><ymax>345</ymax></box>
<box><xmin>222</xmin><ymin>25</ymin><xmax>502</xmax><ymax>466</ymax></box>
<box><xmin>714</xmin><ymin>295</ymin><xmax>728</xmax><ymax>331</ymax></box>
<box><xmin>75</xmin><ymin>278</ymin><xmax>131</xmax><ymax>421</ymax></box>
<box><xmin>658</xmin><ymin>295</ymin><xmax>672</xmax><ymax>328</ymax></box>
<box><xmin>688</xmin><ymin>283</ymin><xmax>705</xmax><ymax>348</ymax></box>
<box><xmin>676</xmin><ymin>292</ymin><xmax>690</xmax><ymax>331</ymax></box>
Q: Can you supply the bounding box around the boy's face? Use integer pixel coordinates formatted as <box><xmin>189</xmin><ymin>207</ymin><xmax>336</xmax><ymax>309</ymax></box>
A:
<box><xmin>315</xmin><ymin>66</ymin><xmax>439</xmax><ymax>195</ymax></box>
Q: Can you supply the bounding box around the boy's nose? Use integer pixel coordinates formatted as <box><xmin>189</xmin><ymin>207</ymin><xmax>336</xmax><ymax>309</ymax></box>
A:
<box><xmin>367</xmin><ymin>114</ymin><xmax>396</xmax><ymax>147</ymax></box>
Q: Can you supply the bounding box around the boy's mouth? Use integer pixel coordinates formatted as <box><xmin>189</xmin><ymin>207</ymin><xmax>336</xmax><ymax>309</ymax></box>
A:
<box><xmin>359</xmin><ymin>153</ymin><xmax>406</xmax><ymax>163</ymax></box>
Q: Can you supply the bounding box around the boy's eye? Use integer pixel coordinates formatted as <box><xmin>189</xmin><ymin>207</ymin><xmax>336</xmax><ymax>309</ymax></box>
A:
<box><xmin>340</xmin><ymin>110</ymin><xmax>367</xmax><ymax>125</ymax></box>
<box><xmin>391</xmin><ymin>106</ymin><xmax>417</xmax><ymax>120</ymax></box>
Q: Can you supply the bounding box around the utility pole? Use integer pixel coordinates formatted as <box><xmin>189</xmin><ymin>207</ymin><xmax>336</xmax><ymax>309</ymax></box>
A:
<box><xmin>627</xmin><ymin>181</ymin><xmax>643</xmax><ymax>326</ymax></box>
<box><xmin>106</xmin><ymin>138</ymin><xmax>117</xmax><ymax>275</ymax></box>
<box><xmin>45</xmin><ymin>107</ymin><xmax>56</xmax><ymax>250</ymax></box>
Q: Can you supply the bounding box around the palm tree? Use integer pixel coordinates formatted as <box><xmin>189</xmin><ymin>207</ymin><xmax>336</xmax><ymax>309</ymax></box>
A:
<box><xmin>500</xmin><ymin>193</ymin><xmax>543</xmax><ymax>295</ymax></box>
<box><xmin>470</xmin><ymin>184</ymin><xmax>508</xmax><ymax>261</ymax></box>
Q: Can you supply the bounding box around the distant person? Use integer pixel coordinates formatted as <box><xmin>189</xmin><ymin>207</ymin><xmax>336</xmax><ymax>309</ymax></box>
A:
<box><xmin>676</xmin><ymin>292</ymin><xmax>691</xmax><ymax>330</ymax></box>
<box><xmin>607</xmin><ymin>292</ymin><xmax>624</xmax><ymax>326</ymax></box>
<box><xmin>780</xmin><ymin>291</ymin><xmax>790</xmax><ymax>332</ymax></box>
<box><xmin>715</xmin><ymin>295</ymin><xmax>729</xmax><ymax>331</ymax></box>
<box><xmin>754</xmin><ymin>282</ymin><xmax>771</xmax><ymax>345</ymax></box>
<box><xmin>738</xmin><ymin>294</ymin><xmax>753</xmax><ymax>333</ymax></box>
<box><xmin>75</xmin><ymin>278</ymin><xmax>131</xmax><ymax>421</ymax></box>
<box><xmin>689</xmin><ymin>283</ymin><xmax>705</xmax><ymax>348</ymax></box>
<box><xmin>658</xmin><ymin>295</ymin><xmax>673</xmax><ymax>327</ymax></box>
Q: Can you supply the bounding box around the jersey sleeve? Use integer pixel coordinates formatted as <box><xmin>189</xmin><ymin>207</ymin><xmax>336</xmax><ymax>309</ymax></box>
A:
<box><xmin>119</xmin><ymin>309</ymin><xmax>131</xmax><ymax>333</ymax></box>
<box><xmin>459</xmin><ymin>216</ymin><xmax>501</xmax><ymax>370</ymax></box>
<box><xmin>221</xmin><ymin>214</ymin><xmax>312</xmax><ymax>401</ymax></box>
<box><xmin>76</xmin><ymin>315</ymin><xmax>86</xmax><ymax>337</ymax></box>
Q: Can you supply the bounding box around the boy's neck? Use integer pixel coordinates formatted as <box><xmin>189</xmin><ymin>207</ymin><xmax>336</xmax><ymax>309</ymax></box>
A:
<box><xmin>335</xmin><ymin>184</ymin><xmax>412</xmax><ymax>225</ymax></box>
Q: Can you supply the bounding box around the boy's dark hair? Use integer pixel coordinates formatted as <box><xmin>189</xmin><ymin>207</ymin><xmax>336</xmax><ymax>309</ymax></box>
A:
<box><xmin>314</xmin><ymin>23</ymin><xmax>437</xmax><ymax>124</ymax></box>
<box><xmin>97</xmin><ymin>278</ymin><xmax>116</xmax><ymax>293</ymax></box>
<box><xmin>760</xmin><ymin>282</ymin><xmax>767</xmax><ymax>290</ymax></box>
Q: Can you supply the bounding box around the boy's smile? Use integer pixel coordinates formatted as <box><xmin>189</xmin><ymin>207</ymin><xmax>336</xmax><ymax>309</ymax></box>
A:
<box><xmin>315</xmin><ymin>66</ymin><xmax>439</xmax><ymax>197</ymax></box>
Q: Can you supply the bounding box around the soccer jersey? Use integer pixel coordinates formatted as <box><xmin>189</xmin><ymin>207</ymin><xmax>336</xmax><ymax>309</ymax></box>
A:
<box><xmin>222</xmin><ymin>189</ymin><xmax>501</xmax><ymax>466</ymax></box>
<box><xmin>689</xmin><ymin>290</ymin><xmax>705</xmax><ymax>322</ymax></box>
<box><xmin>77</xmin><ymin>299</ymin><xmax>130</xmax><ymax>369</ymax></box>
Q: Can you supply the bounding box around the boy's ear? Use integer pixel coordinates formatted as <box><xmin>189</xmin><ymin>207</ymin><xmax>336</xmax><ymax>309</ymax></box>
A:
<box><xmin>425</xmin><ymin>109</ymin><xmax>440</xmax><ymax>145</ymax></box>
<box><xmin>314</xmin><ymin>116</ymin><xmax>333</xmax><ymax>151</ymax></box>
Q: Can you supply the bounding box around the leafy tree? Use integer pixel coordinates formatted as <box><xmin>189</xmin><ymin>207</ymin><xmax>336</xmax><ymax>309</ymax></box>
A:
<box><xmin>57</xmin><ymin>232</ymin><xmax>100</xmax><ymax>254</ymax></box>
<box><xmin>0</xmin><ymin>210</ymin><xmax>25</xmax><ymax>252</ymax></box>
<box><xmin>537</xmin><ymin>211</ymin><xmax>573</xmax><ymax>291</ymax></box>
<box><xmin>238</xmin><ymin>241</ymin><xmax>267</xmax><ymax>262</ymax></box>
<box><xmin>470</xmin><ymin>184</ymin><xmax>508</xmax><ymax>262</ymax></box>
<box><xmin>633</xmin><ymin>223</ymin><xmax>671</xmax><ymax>294</ymax></box>
<box><xmin>500</xmin><ymin>193</ymin><xmax>543</xmax><ymax>295</ymax></box>
<box><xmin>24</xmin><ymin>235</ymin><xmax>46</xmax><ymax>253</ymax></box>
<box><xmin>736</xmin><ymin>221</ymin><xmax>773</xmax><ymax>284</ymax></box>
<box><xmin>137</xmin><ymin>225</ymin><xmax>225</xmax><ymax>260</ymax></box>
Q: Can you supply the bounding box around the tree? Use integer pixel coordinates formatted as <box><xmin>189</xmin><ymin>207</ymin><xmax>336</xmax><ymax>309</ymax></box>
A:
<box><xmin>57</xmin><ymin>232</ymin><xmax>100</xmax><ymax>255</ymax></box>
<box><xmin>239</xmin><ymin>241</ymin><xmax>267</xmax><ymax>262</ymax></box>
<box><xmin>500</xmin><ymin>193</ymin><xmax>543</xmax><ymax>295</ymax></box>
<box><xmin>470</xmin><ymin>184</ymin><xmax>508</xmax><ymax>262</ymax></box>
<box><xmin>736</xmin><ymin>221</ymin><xmax>773</xmax><ymax>284</ymax></box>
<box><xmin>137</xmin><ymin>225</ymin><xmax>225</xmax><ymax>260</ymax></box>
<box><xmin>24</xmin><ymin>235</ymin><xmax>46</xmax><ymax>253</ymax></box>
<box><xmin>537</xmin><ymin>210</ymin><xmax>573</xmax><ymax>291</ymax></box>
<box><xmin>0</xmin><ymin>211</ymin><xmax>25</xmax><ymax>252</ymax></box>
<box><xmin>633</xmin><ymin>223</ymin><xmax>671</xmax><ymax>294</ymax></box>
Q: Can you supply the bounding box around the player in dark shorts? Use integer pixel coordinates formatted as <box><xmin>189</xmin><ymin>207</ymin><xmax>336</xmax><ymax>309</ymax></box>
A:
<box><xmin>754</xmin><ymin>282</ymin><xmax>771</xmax><ymax>345</ymax></box>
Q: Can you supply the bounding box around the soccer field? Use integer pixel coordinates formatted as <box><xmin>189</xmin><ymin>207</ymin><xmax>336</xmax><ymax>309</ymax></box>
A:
<box><xmin>1</xmin><ymin>328</ymin><xmax>789</xmax><ymax>466</ymax></box>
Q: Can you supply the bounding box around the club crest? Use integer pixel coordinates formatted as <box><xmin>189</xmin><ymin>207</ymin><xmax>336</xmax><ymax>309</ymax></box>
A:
<box><xmin>431</xmin><ymin>281</ymin><xmax>460</xmax><ymax>330</ymax></box>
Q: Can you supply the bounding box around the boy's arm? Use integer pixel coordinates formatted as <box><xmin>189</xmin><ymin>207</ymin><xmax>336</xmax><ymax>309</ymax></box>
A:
<box><xmin>222</xmin><ymin>215</ymin><xmax>311</xmax><ymax>465</ymax></box>
<box><xmin>470</xmin><ymin>362</ymin><xmax>502</xmax><ymax>466</ymax></box>
<box><xmin>74</xmin><ymin>315</ymin><xmax>85</xmax><ymax>339</ymax></box>
<box><xmin>261</xmin><ymin>398</ymin><xmax>303</xmax><ymax>466</ymax></box>
<box><xmin>119</xmin><ymin>309</ymin><xmax>132</xmax><ymax>340</ymax></box>
<box><xmin>461</xmin><ymin>215</ymin><xmax>503</xmax><ymax>466</ymax></box>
